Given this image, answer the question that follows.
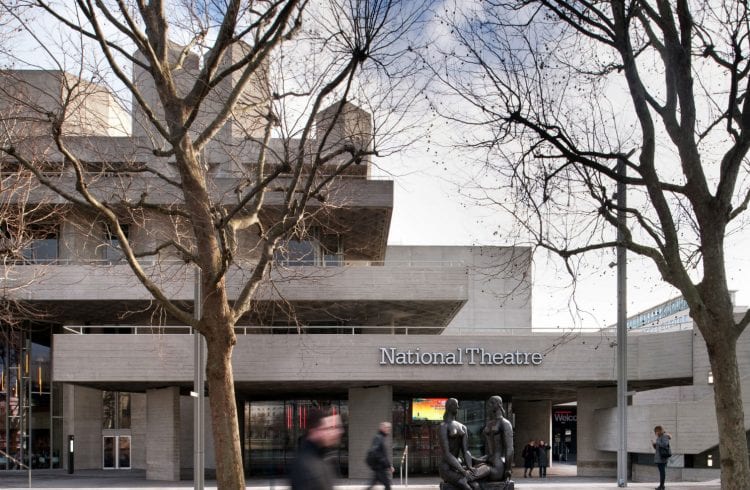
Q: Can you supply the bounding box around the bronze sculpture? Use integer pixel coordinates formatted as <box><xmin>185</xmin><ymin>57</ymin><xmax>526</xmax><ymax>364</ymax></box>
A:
<box><xmin>438</xmin><ymin>398</ymin><xmax>477</xmax><ymax>490</ymax></box>
<box><xmin>438</xmin><ymin>396</ymin><xmax>514</xmax><ymax>490</ymax></box>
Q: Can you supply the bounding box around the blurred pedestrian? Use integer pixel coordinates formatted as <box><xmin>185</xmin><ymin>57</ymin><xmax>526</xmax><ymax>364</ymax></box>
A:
<box><xmin>289</xmin><ymin>408</ymin><xmax>343</xmax><ymax>490</ymax></box>
<box><xmin>365</xmin><ymin>421</ymin><xmax>394</xmax><ymax>490</ymax></box>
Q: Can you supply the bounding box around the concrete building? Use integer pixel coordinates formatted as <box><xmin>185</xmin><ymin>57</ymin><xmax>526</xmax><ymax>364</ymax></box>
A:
<box><xmin>0</xmin><ymin>66</ymin><xmax>748</xmax><ymax>483</ymax></box>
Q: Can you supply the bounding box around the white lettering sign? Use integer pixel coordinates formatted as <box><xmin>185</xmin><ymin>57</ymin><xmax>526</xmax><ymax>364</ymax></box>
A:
<box><xmin>379</xmin><ymin>347</ymin><xmax>543</xmax><ymax>366</ymax></box>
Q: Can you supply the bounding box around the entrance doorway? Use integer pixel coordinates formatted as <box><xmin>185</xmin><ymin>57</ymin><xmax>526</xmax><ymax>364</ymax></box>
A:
<box><xmin>552</xmin><ymin>406</ymin><xmax>577</xmax><ymax>463</ymax></box>
<box><xmin>102</xmin><ymin>435</ymin><xmax>130</xmax><ymax>469</ymax></box>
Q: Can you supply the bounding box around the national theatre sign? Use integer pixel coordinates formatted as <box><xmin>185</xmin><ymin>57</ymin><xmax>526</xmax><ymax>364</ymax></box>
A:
<box><xmin>379</xmin><ymin>347</ymin><xmax>544</xmax><ymax>366</ymax></box>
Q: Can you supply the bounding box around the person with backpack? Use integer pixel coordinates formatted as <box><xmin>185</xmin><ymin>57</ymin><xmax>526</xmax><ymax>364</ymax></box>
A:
<box><xmin>365</xmin><ymin>421</ymin><xmax>394</xmax><ymax>490</ymax></box>
<box><xmin>652</xmin><ymin>425</ymin><xmax>672</xmax><ymax>490</ymax></box>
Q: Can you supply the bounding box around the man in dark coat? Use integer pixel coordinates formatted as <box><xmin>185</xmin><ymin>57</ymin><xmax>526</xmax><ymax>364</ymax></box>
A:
<box><xmin>366</xmin><ymin>421</ymin><xmax>394</xmax><ymax>490</ymax></box>
<box><xmin>289</xmin><ymin>408</ymin><xmax>343</xmax><ymax>490</ymax></box>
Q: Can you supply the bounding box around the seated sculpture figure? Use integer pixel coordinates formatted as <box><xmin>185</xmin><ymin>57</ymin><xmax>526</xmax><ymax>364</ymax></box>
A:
<box><xmin>472</xmin><ymin>395</ymin><xmax>514</xmax><ymax>483</ymax></box>
<box><xmin>438</xmin><ymin>396</ymin><xmax>514</xmax><ymax>490</ymax></box>
<box><xmin>438</xmin><ymin>398</ymin><xmax>478</xmax><ymax>490</ymax></box>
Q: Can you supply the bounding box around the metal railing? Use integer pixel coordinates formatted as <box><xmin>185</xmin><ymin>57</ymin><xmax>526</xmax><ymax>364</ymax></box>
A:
<box><xmin>60</xmin><ymin>324</ymin><xmax>592</xmax><ymax>336</ymax></box>
<box><xmin>399</xmin><ymin>445</ymin><xmax>408</xmax><ymax>488</ymax></box>
<box><xmin>9</xmin><ymin>257</ymin><xmax>467</xmax><ymax>268</ymax></box>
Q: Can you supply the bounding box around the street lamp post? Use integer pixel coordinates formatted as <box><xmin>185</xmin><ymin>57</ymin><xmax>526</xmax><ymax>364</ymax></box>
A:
<box><xmin>193</xmin><ymin>268</ymin><xmax>205</xmax><ymax>490</ymax></box>
<box><xmin>616</xmin><ymin>158</ymin><xmax>628</xmax><ymax>487</ymax></box>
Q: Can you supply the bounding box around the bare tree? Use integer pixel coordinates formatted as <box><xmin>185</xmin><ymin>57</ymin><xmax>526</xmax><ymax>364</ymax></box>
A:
<box><xmin>433</xmin><ymin>1</ymin><xmax>750</xmax><ymax>488</ymax></box>
<box><xmin>0</xmin><ymin>1</ymin><xmax>425</xmax><ymax>488</ymax></box>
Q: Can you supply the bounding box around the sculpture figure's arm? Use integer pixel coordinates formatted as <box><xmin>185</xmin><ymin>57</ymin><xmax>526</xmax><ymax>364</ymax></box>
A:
<box><xmin>501</xmin><ymin>419</ymin><xmax>514</xmax><ymax>477</ymax></box>
<box><xmin>461</xmin><ymin>428</ymin><xmax>474</xmax><ymax>468</ymax></box>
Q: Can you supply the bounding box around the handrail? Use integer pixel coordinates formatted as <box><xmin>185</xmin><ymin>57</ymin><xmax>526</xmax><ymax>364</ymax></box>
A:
<box><xmin>399</xmin><ymin>445</ymin><xmax>408</xmax><ymax>488</ymax></box>
<box><xmin>0</xmin><ymin>449</ymin><xmax>29</xmax><ymax>470</ymax></box>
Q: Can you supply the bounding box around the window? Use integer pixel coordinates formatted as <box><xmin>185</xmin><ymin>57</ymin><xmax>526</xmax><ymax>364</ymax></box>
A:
<box><xmin>102</xmin><ymin>391</ymin><xmax>131</xmax><ymax>470</ymax></box>
<box><xmin>102</xmin><ymin>391</ymin><xmax>131</xmax><ymax>429</ymax></box>
<box><xmin>274</xmin><ymin>230</ymin><xmax>343</xmax><ymax>267</ymax></box>
<box><xmin>21</xmin><ymin>224</ymin><xmax>59</xmax><ymax>263</ymax></box>
<box><xmin>102</xmin><ymin>224</ymin><xmax>128</xmax><ymax>263</ymax></box>
<box><xmin>320</xmin><ymin>233</ymin><xmax>343</xmax><ymax>266</ymax></box>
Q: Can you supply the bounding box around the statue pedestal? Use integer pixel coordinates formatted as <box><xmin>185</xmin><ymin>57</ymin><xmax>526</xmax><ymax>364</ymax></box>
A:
<box><xmin>440</xmin><ymin>481</ymin><xmax>514</xmax><ymax>490</ymax></box>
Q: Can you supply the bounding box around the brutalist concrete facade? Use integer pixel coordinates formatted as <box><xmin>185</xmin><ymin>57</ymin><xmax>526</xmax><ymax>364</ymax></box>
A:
<box><xmin>1</xmin><ymin>64</ymin><xmax>748</xmax><ymax>483</ymax></box>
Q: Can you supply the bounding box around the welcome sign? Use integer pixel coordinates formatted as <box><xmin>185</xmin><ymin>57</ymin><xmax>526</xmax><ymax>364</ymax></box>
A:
<box><xmin>379</xmin><ymin>347</ymin><xmax>543</xmax><ymax>366</ymax></box>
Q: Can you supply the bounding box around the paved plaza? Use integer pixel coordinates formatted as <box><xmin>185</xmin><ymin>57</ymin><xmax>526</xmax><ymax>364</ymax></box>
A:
<box><xmin>0</xmin><ymin>466</ymin><xmax>722</xmax><ymax>490</ymax></box>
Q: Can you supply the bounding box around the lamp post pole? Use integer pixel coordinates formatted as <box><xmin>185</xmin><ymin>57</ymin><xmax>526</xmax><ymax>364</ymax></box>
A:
<box><xmin>194</xmin><ymin>268</ymin><xmax>205</xmax><ymax>490</ymax></box>
<box><xmin>616</xmin><ymin>158</ymin><xmax>628</xmax><ymax>487</ymax></box>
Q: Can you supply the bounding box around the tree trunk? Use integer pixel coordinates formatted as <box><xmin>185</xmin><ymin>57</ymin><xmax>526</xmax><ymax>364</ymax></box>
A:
<box><xmin>205</xmin><ymin>335</ymin><xmax>245</xmax><ymax>490</ymax></box>
<box><xmin>704</xmin><ymin>327</ymin><xmax>750</xmax><ymax>490</ymax></box>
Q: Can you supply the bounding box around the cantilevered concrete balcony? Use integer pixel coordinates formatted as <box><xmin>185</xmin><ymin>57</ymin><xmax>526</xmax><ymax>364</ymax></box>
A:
<box><xmin>9</xmin><ymin>261</ymin><xmax>468</xmax><ymax>327</ymax></box>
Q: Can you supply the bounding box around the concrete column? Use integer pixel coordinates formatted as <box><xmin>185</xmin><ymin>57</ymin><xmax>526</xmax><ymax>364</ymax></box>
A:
<box><xmin>62</xmin><ymin>384</ymin><xmax>102</xmax><ymax>470</ymax></box>
<box><xmin>577</xmin><ymin>387</ymin><xmax>617</xmax><ymax>477</ymax></box>
<box><xmin>130</xmin><ymin>393</ymin><xmax>147</xmax><ymax>470</ymax></box>
<box><xmin>348</xmin><ymin>385</ymin><xmax>392</xmax><ymax>478</ymax></box>
<box><xmin>513</xmin><ymin>399</ymin><xmax>551</xmax><ymax>469</ymax></box>
<box><xmin>179</xmin><ymin>394</ymin><xmax>215</xmax><ymax>477</ymax></box>
<box><xmin>146</xmin><ymin>386</ymin><xmax>180</xmax><ymax>480</ymax></box>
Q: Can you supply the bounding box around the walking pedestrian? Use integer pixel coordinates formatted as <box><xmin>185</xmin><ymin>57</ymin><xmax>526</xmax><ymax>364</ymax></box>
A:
<box><xmin>365</xmin><ymin>421</ymin><xmax>394</xmax><ymax>490</ymax></box>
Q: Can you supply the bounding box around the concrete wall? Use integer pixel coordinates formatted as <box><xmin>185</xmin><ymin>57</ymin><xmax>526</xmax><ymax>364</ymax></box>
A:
<box><xmin>632</xmin><ymin>463</ymin><xmax>720</xmax><ymax>483</ymax></box>
<box><xmin>0</xmin><ymin>70</ymin><xmax>128</xmax><ymax>137</ymax></box>
<box><xmin>593</xmin><ymin>327</ymin><xmax>750</xmax><ymax>455</ymax></box>
<box><xmin>54</xmin><ymin>332</ymin><xmax>694</xmax><ymax>386</ymax></box>
<box><xmin>30</xmin><ymin>262</ymin><xmax>463</xmax><ymax>303</ymax></box>
<box><xmin>512</xmin><ymin>400</ymin><xmax>551</xmax><ymax>469</ymax></box>
<box><xmin>146</xmin><ymin>387</ymin><xmax>181</xmax><ymax>480</ymax></box>
<box><xmin>62</xmin><ymin>384</ymin><xmax>102</xmax><ymax>470</ymax></box>
<box><xmin>386</xmin><ymin>246</ymin><xmax>532</xmax><ymax>332</ymax></box>
<box><xmin>577</xmin><ymin>387</ymin><xmax>617</xmax><ymax>477</ymax></box>
<box><xmin>179</xmin><ymin>395</ymin><xmax>216</xmax><ymax>474</ymax></box>
<box><xmin>130</xmin><ymin>393</ymin><xmax>147</xmax><ymax>470</ymax></box>
<box><xmin>348</xmin><ymin>385</ymin><xmax>393</xmax><ymax>478</ymax></box>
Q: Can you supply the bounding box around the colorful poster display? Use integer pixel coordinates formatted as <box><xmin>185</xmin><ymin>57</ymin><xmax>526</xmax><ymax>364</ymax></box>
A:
<box><xmin>411</xmin><ymin>398</ymin><xmax>448</xmax><ymax>421</ymax></box>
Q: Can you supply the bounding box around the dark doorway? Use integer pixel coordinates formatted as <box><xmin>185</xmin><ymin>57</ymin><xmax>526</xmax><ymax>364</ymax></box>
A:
<box><xmin>551</xmin><ymin>405</ymin><xmax>577</xmax><ymax>463</ymax></box>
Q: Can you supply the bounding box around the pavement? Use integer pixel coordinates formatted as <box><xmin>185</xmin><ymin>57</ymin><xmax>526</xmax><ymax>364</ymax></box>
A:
<box><xmin>0</xmin><ymin>466</ymin><xmax>722</xmax><ymax>489</ymax></box>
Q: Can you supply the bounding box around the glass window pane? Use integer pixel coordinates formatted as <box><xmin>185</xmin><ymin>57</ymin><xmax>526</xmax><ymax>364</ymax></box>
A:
<box><xmin>103</xmin><ymin>436</ymin><xmax>115</xmax><ymax>469</ymax></box>
<box><xmin>248</xmin><ymin>401</ymin><xmax>285</xmax><ymax>476</ymax></box>
<box><xmin>102</xmin><ymin>391</ymin><xmax>115</xmax><ymax>429</ymax></box>
<box><xmin>103</xmin><ymin>225</ymin><xmax>128</xmax><ymax>262</ymax></box>
<box><xmin>275</xmin><ymin>239</ymin><xmax>317</xmax><ymax>266</ymax></box>
<box><xmin>118</xmin><ymin>436</ymin><xmax>130</xmax><ymax>469</ymax></box>
<box><xmin>118</xmin><ymin>393</ymin><xmax>131</xmax><ymax>429</ymax></box>
<box><xmin>21</xmin><ymin>225</ymin><xmax>59</xmax><ymax>263</ymax></box>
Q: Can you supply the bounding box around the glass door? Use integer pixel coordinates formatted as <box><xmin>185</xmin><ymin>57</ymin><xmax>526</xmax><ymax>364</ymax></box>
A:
<box><xmin>117</xmin><ymin>436</ymin><xmax>131</xmax><ymax>469</ymax></box>
<box><xmin>102</xmin><ymin>435</ymin><xmax>130</xmax><ymax>469</ymax></box>
<box><xmin>103</xmin><ymin>436</ymin><xmax>115</xmax><ymax>469</ymax></box>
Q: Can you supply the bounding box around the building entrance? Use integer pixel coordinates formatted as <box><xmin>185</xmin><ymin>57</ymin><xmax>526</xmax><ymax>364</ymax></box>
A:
<box><xmin>242</xmin><ymin>397</ymin><xmax>503</xmax><ymax>478</ymax></box>
<box><xmin>551</xmin><ymin>406</ymin><xmax>577</xmax><ymax>463</ymax></box>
